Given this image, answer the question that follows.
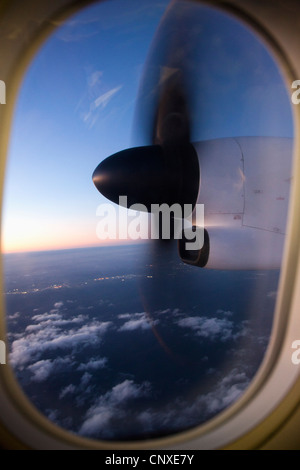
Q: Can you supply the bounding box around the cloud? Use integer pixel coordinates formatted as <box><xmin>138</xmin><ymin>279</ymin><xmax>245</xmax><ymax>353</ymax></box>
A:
<box><xmin>136</xmin><ymin>368</ymin><xmax>250</xmax><ymax>434</ymax></box>
<box><xmin>155</xmin><ymin>308</ymin><xmax>181</xmax><ymax>316</ymax></box>
<box><xmin>28</xmin><ymin>359</ymin><xmax>54</xmax><ymax>382</ymax></box>
<box><xmin>31</xmin><ymin>312</ymin><xmax>62</xmax><ymax>322</ymax></box>
<box><xmin>80</xmin><ymin>372</ymin><xmax>92</xmax><ymax>387</ymax></box>
<box><xmin>76</xmin><ymin>68</ymin><xmax>123</xmax><ymax>128</ymax></box>
<box><xmin>109</xmin><ymin>380</ymin><xmax>149</xmax><ymax>403</ymax></box>
<box><xmin>59</xmin><ymin>384</ymin><xmax>76</xmax><ymax>399</ymax></box>
<box><xmin>77</xmin><ymin>357</ymin><xmax>107</xmax><ymax>371</ymax></box>
<box><xmin>53</xmin><ymin>3</ymin><xmax>164</xmax><ymax>43</ymax></box>
<box><xmin>176</xmin><ymin>315</ymin><xmax>244</xmax><ymax>341</ymax></box>
<box><xmin>28</xmin><ymin>357</ymin><xmax>72</xmax><ymax>382</ymax></box>
<box><xmin>94</xmin><ymin>86</ymin><xmax>123</xmax><ymax>109</ymax></box>
<box><xmin>79</xmin><ymin>379</ymin><xmax>151</xmax><ymax>437</ymax></box>
<box><xmin>46</xmin><ymin>409</ymin><xmax>59</xmax><ymax>423</ymax></box>
<box><xmin>118</xmin><ymin>312</ymin><xmax>144</xmax><ymax>319</ymax></box>
<box><xmin>119</xmin><ymin>317</ymin><xmax>151</xmax><ymax>331</ymax></box>
<box><xmin>54</xmin><ymin>301</ymin><xmax>64</xmax><ymax>309</ymax></box>
<box><xmin>54</xmin><ymin>18</ymin><xmax>101</xmax><ymax>43</ymax></box>
<box><xmin>31</xmin><ymin>302</ymin><xmax>65</xmax><ymax>324</ymax></box>
<box><xmin>10</xmin><ymin>312</ymin><xmax>112</xmax><ymax>367</ymax></box>
<box><xmin>118</xmin><ymin>313</ymin><xmax>132</xmax><ymax>319</ymax></box>
<box><xmin>88</xmin><ymin>71</ymin><xmax>102</xmax><ymax>88</ymax></box>
<box><xmin>118</xmin><ymin>312</ymin><xmax>158</xmax><ymax>331</ymax></box>
<box><xmin>8</xmin><ymin>292</ymin><xmax>264</xmax><ymax>440</ymax></box>
<box><xmin>200</xmin><ymin>369</ymin><xmax>250</xmax><ymax>415</ymax></box>
<box><xmin>82</xmin><ymin>85</ymin><xmax>123</xmax><ymax>128</ymax></box>
<box><xmin>157</xmin><ymin>308</ymin><xmax>171</xmax><ymax>315</ymax></box>
<box><xmin>26</xmin><ymin>313</ymin><xmax>87</xmax><ymax>334</ymax></box>
<box><xmin>78</xmin><ymin>366</ymin><xmax>250</xmax><ymax>439</ymax></box>
<box><xmin>8</xmin><ymin>312</ymin><xmax>20</xmax><ymax>320</ymax></box>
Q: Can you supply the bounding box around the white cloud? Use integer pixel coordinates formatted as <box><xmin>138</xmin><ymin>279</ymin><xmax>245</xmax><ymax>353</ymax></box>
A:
<box><xmin>32</xmin><ymin>312</ymin><xmax>62</xmax><ymax>322</ymax></box>
<box><xmin>78</xmin><ymin>366</ymin><xmax>250</xmax><ymax>439</ymax></box>
<box><xmin>77</xmin><ymin>357</ymin><xmax>107</xmax><ymax>371</ymax></box>
<box><xmin>28</xmin><ymin>359</ymin><xmax>54</xmax><ymax>382</ymax></box>
<box><xmin>94</xmin><ymin>86</ymin><xmax>122</xmax><ymax>109</ymax></box>
<box><xmin>10</xmin><ymin>315</ymin><xmax>112</xmax><ymax>367</ymax></box>
<box><xmin>8</xmin><ymin>312</ymin><xmax>20</xmax><ymax>320</ymax></box>
<box><xmin>80</xmin><ymin>409</ymin><xmax>114</xmax><ymax>434</ymax></box>
<box><xmin>59</xmin><ymin>384</ymin><xmax>76</xmax><ymax>399</ymax></box>
<box><xmin>109</xmin><ymin>380</ymin><xmax>149</xmax><ymax>403</ymax></box>
<box><xmin>118</xmin><ymin>312</ymin><xmax>158</xmax><ymax>331</ymax></box>
<box><xmin>177</xmin><ymin>317</ymin><xmax>203</xmax><ymax>329</ymax></box>
<box><xmin>118</xmin><ymin>313</ymin><xmax>132</xmax><ymax>319</ymax></box>
<box><xmin>203</xmin><ymin>369</ymin><xmax>249</xmax><ymax>414</ymax></box>
<box><xmin>136</xmin><ymin>368</ymin><xmax>250</xmax><ymax>434</ymax></box>
<box><xmin>82</xmin><ymin>85</ymin><xmax>123</xmax><ymax>128</ymax></box>
<box><xmin>28</xmin><ymin>357</ymin><xmax>72</xmax><ymax>382</ymax></box>
<box><xmin>79</xmin><ymin>379</ymin><xmax>151</xmax><ymax>437</ymax></box>
<box><xmin>88</xmin><ymin>71</ymin><xmax>102</xmax><ymax>88</ymax></box>
<box><xmin>46</xmin><ymin>409</ymin><xmax>59</xmax><ymax>423</ymax></box>
<box><xmin>26</xmin><ymin>313</ymin><xmax>87</xmax><ymax>334</ymax></box>
<box><xmin>119</xmin><ymin>317</ymin><xmax>151</xmax><ymax>331</ymax></box>
<box><xmin>80</xmin><ymin>372</ymin><xmax>92</xmax><ymax>387</ymax></box>
<box><xmin>155</xmin><ymin>308</ymin><xmax>181</xmax><ymax>316</ymax></box>
<box><xmin>157</xmin><ymin>309</ymin><xmax>171</xmax><ymax>314</ymax></box>
<box><xmin>54</xmin><ymin>18</ymin><xmax>100</xmax><ymax>43</ymax></box>
<box><xmin>177</xmin><ymin>316</ymin><xmax>241</xmax><ymax>341</ymax></box>
<box><xmin>118</xmin><ymin>312</ymin><xmax>143</xmax><ymax>319</ymax></box>
<box><xmin>54</xmin><ymin>301</ymin><xmax>64</xmax><ymax>309</ymax></box>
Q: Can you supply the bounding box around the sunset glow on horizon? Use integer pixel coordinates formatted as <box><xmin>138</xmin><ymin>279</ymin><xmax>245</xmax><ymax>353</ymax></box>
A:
<box><xmin>1</xmin><ymin>213</ymin><xmax>144</xmax><ymax>254</ymax></box>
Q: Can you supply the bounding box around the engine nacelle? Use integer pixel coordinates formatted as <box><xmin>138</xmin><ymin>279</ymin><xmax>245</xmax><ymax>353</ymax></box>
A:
<box><xmin>179</xmin><ymin>136</ymin><xmax>293</xmax><ymax>269</ymax></box>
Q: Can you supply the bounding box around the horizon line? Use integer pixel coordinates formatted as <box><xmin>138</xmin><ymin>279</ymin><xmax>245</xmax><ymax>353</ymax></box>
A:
<box><xmin>1</xmin><ymin>240</ymin><xmax>149</xmax><ymax>256</ymax></box>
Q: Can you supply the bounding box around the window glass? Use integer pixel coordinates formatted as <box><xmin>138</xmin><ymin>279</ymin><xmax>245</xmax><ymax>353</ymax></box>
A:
<box><xmin>2</xmin><ymin>0</ymin><xmax>293</xmax><ymax>441</ymax></box>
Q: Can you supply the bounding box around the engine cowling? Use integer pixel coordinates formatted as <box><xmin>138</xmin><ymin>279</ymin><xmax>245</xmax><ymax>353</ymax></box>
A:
<box><xmin>179</xmin><ymin>136</ymin><xmax>292</xmax><ymax>269</ymax></box>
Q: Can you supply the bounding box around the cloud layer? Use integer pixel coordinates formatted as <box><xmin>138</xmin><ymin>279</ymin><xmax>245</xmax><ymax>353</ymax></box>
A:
<box><xmin>177</xmin><ymin>316</ymin><xmax>236</xmax><ymax>341</ymax></box>
<box><xmin>8</xmin><ymin>297</ymin><xmax>269</xmax><ymax>440</ymax></box>
<box><xmin>10</xmin><ymin>302</ymin><xmax>111</xmax><ymax>369</ymax></box>
<box><xmin>79</xmin><ymin>379</ymin><xmax>151</xmax><ymax>437</ymax></box>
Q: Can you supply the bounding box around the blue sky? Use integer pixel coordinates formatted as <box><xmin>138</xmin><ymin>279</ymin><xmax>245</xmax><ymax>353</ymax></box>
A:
<box><xmin>1</xmin><ymin>0</ymin><xmax>294</xmax><ymax>252</ymax></box>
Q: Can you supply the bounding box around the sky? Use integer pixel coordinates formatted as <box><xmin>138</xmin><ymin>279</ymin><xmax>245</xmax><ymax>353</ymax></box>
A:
<box><xmin>1</xmin><ymin>0</ymin><xmax>294</xmax><ymax>253</ymax></box>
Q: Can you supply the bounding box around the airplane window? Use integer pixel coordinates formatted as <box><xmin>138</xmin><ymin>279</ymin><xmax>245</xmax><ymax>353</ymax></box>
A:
<box><xmin>2</xmin><ymin>0</ymin><xmax>294</xmax><ymax>441</ymax></box>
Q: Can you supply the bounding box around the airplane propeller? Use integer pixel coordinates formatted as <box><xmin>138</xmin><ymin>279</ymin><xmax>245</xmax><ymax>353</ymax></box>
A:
<box><xmin>91</xmin><ymin>0</ymin><xmax>291</xmax><ymax>358</ymax></box>
<box><xmin>92</xmin><ymin>73</ymin><xmax>199</xmax><ymax>233</ymax></box>
<box><xmin>92</xmin><ymin>2</ymin><xmax>206</xmax><ymax>362</ymax></box>
<box><xmin>92</xmin><ymin>2</ymin><xmax>200</xmax><ymax>249</ymax></box>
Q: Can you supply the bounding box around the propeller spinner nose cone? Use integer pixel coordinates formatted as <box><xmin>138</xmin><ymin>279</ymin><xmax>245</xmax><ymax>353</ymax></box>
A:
<box><xmin>93</xmin><ymin>146</ymin><xmax>166</xmax><ymax>210</ymax></box>
<box><xmin>92</xmin><ymin>144</ymin><xmax>199</xmax><ymax>212</ymax></box>
<box><xmin>92</xmin><ymin>160</ymin><xmax>112</xmax><ymax>198</ymax></box>
<box><xmin>92</xmin><ymin>153</ymin><xmax>127</xmax><ymax>206</ymax></box>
